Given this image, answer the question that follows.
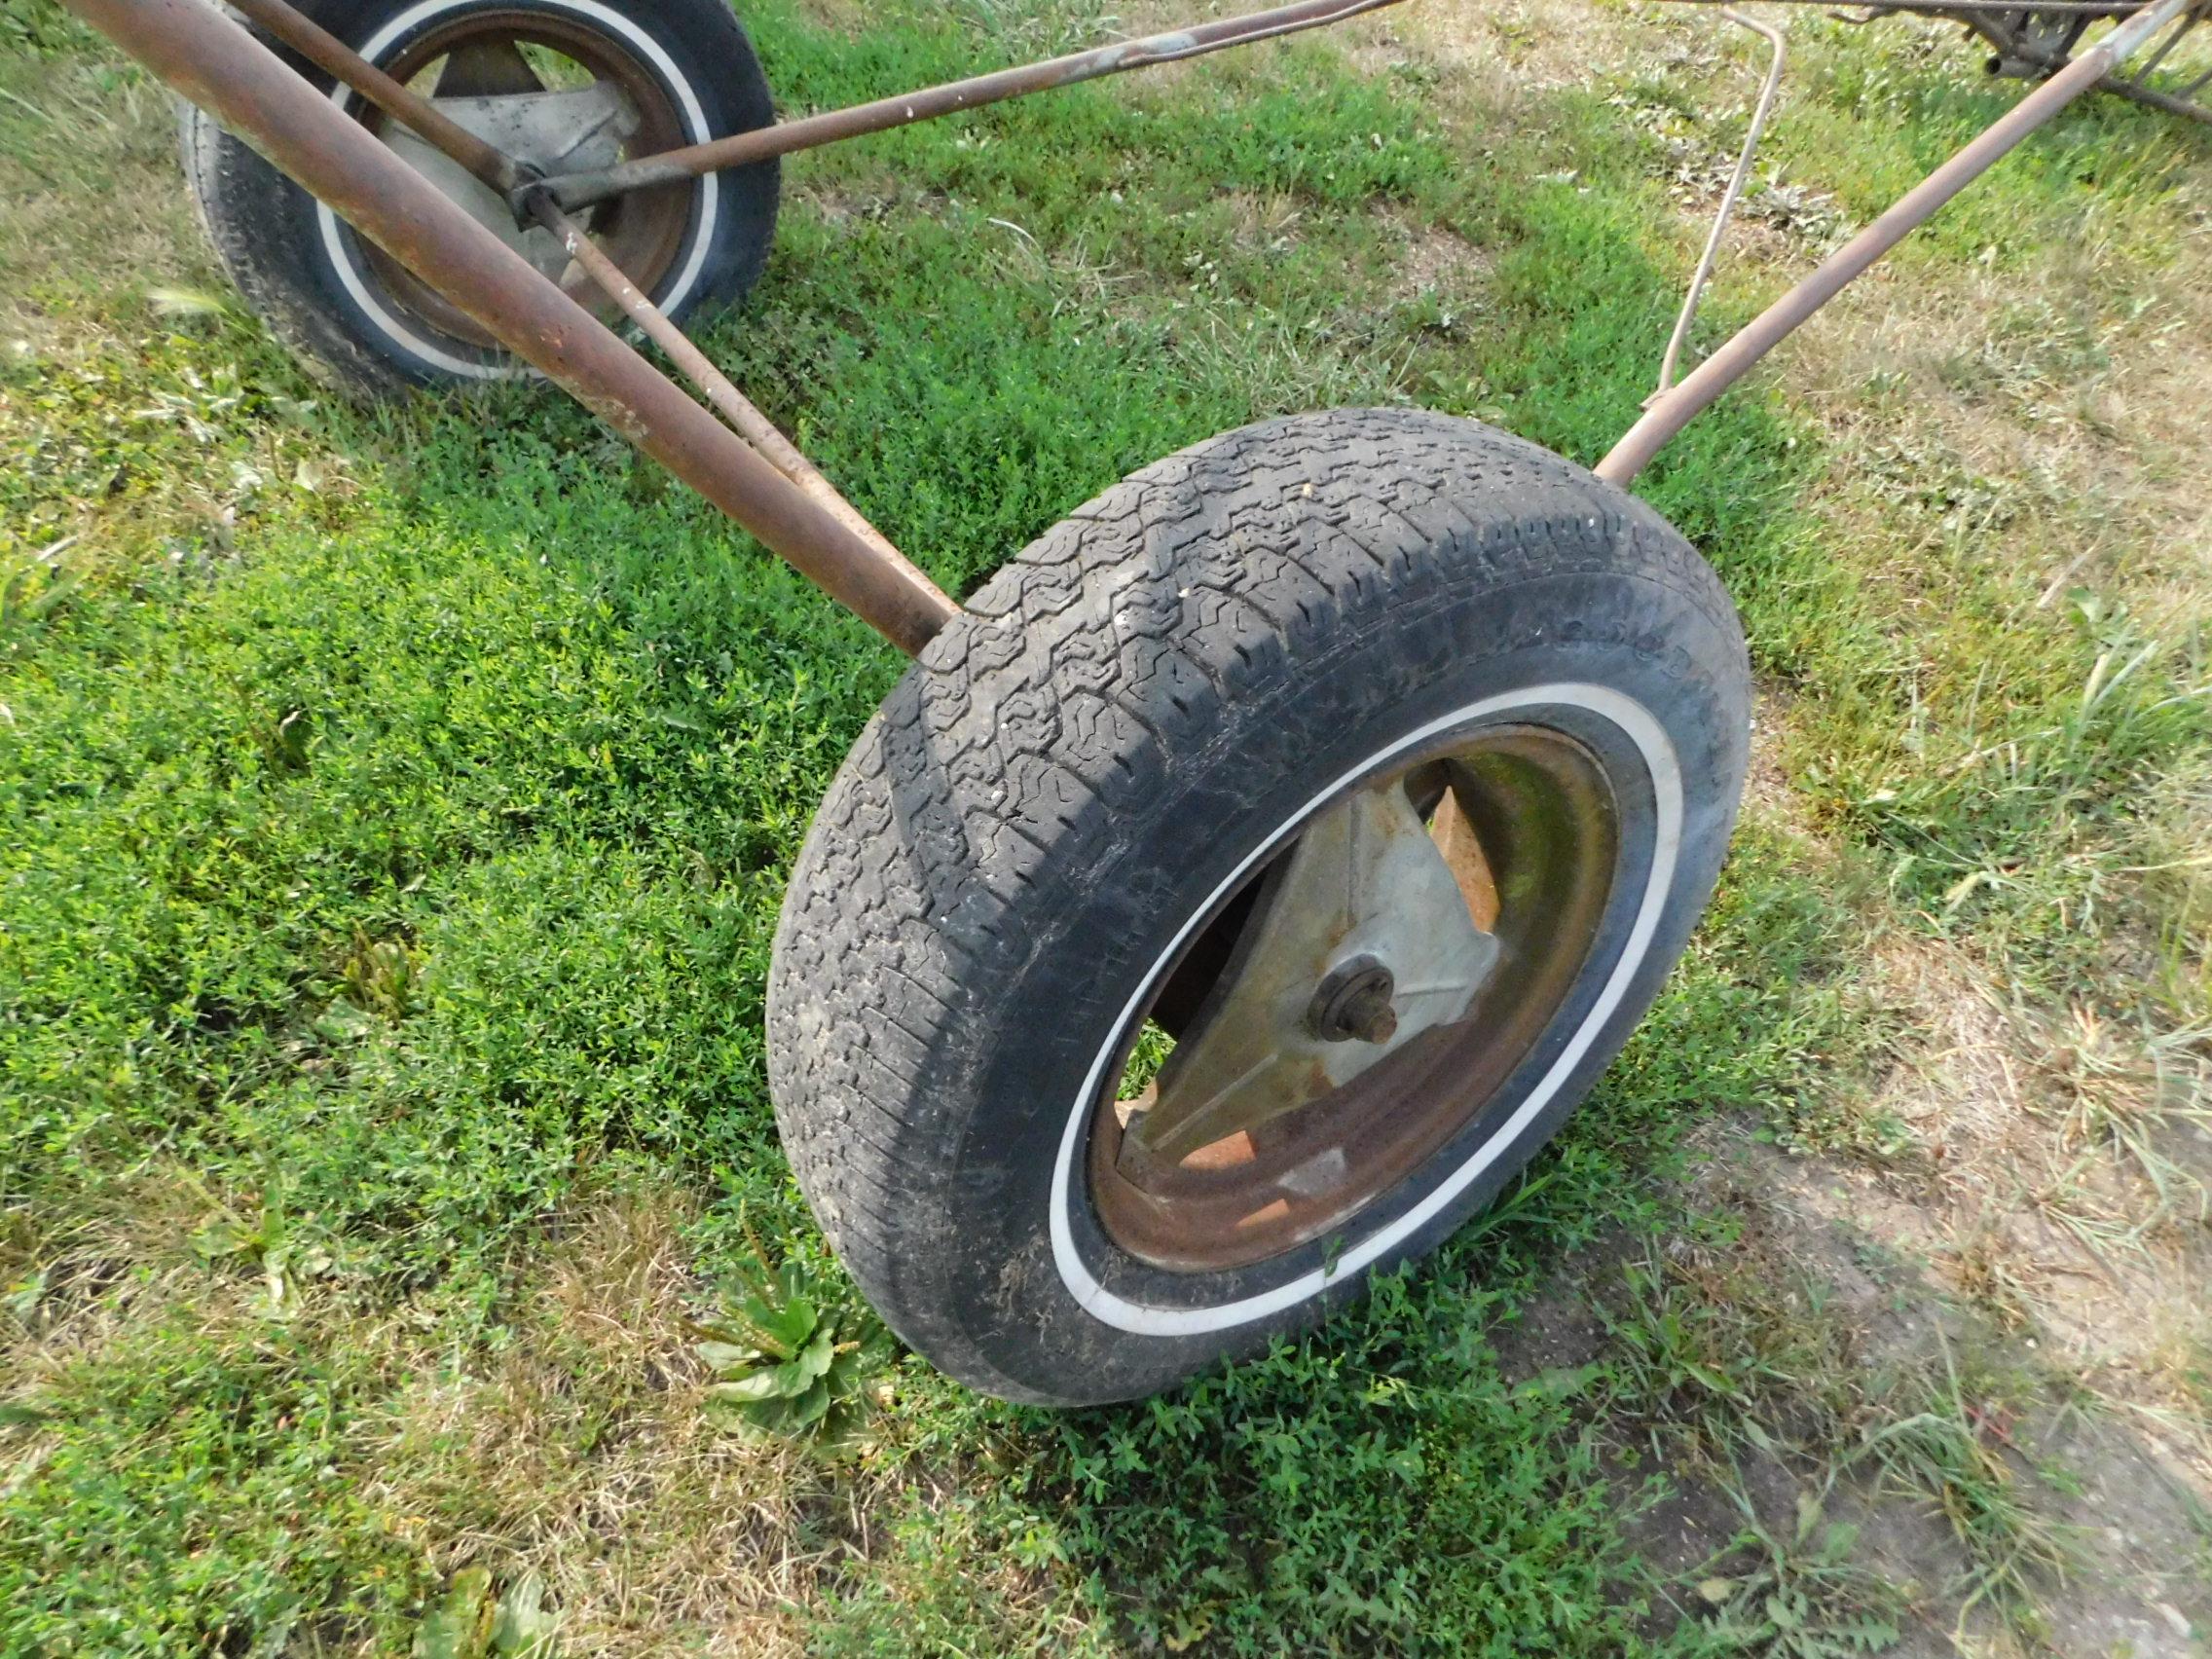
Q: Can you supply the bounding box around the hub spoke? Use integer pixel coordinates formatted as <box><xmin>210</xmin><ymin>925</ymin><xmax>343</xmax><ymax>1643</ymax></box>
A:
<box><xmin>1125</xmin><ymin>778</ymin><xmax>1497</xmax><ymax>1164</ymax></box>
<box><xmin>432</xmin><ymin>38</ymin><xmax>546</xmax><ymax>97</ymax></box>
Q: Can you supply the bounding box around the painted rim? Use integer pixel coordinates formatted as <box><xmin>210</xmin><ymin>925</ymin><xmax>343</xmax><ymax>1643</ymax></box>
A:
<box><xmin>1087</xmin><ymin>724</ymin><xmax>1620</xmax><ymax>1273</ymax></box>
<box><xmin>1048</xmin><ymin>683</ymin><xmax>1684</xmax><ymax>1338</ymax></box>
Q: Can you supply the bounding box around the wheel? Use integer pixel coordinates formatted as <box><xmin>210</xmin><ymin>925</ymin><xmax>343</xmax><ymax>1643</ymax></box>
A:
<box><xmin>768</xmin><ymin>409</ymin><xmax>1751</xmax><ymax>1406</ymax></box>
<box><xmin>181</xmin><ymin>0</ymin><xmax>780</xmax><ymax>396</ymax></box>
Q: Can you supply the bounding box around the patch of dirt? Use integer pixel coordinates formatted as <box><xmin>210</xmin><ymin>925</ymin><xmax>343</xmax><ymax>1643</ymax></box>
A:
<box><xmin>1674</xmin><ymin>1124</ymin><xmax>2212</xmax><ymax>1650</ymax></box>
<box><xmin>795</xmin><ymin>181</ymin><xmax>950</xmax><ymax>230</ymax></box>
<box><xmin>1791</xmin><ymin>939</ymin><xmax>2212</xmax><ymax>1471</ymax></box>
<box><xmin>2029</xmin><ymin>1408</ymin><xmax>2212</xmax><ymax>1658</ymax></box>
<box><xmin>1485</xmin><ymin>1242</ymin><xmax>1620</xmax><ymax>1388</ymax></box>
<box><xmin>1381</xmin><ymin>205</ymin><xmax>1493</xmax><ymax>306</ymax></box>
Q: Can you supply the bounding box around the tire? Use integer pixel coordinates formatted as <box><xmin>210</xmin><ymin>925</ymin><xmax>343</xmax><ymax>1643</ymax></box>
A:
<box><xmin>768</xmin><ymin>409</ymin><xmax>1751</xmax><ymax>1406</ymax></box>
<box><xmin>181</xmin><ymin>0</ymin><xmax>780</xmax><ymax>397</ymax></box>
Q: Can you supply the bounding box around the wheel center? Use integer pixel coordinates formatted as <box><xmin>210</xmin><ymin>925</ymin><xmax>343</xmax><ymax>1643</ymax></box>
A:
<box><xmin>1307</xmin><ymin>954</ymin><xmax>1399</xmax><ymax>1045</ymax></box>
<box><xmin>1122</xmin><ymin>778</ymin><xmax>1501</xmax><ymax>1165</ymax></box>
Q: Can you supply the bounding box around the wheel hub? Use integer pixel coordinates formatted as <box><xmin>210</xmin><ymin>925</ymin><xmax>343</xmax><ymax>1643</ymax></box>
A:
<box><xmin>384</xmin><ymin>83</ymin><xmax>641</xmax><ymax>281</ymax></box>
<box><xmin>1092</xmin><ymin>728</ymin><xmax>1621</xmax><ymax>1273</ymax></box>
<box><xmin>351</xmin><ymin>16</ymin><xmax>700</xmax><ymax>349</ymax></box>
<box><xmin>1121</xmin><ymin>778</ymin><xmax>1500</xmax><ymax>1165</ymax></box>
<box><xmin>1307</xmin><ymin>954</ymin><xmax>1399</xmax><ymax>1046</ymax></box>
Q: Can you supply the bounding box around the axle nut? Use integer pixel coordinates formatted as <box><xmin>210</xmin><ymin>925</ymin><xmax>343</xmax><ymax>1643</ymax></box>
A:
<box><xmin>1308</xmin><ymin>954</ymin><xmax>1399</xmax><ymax>1046</ymax></box>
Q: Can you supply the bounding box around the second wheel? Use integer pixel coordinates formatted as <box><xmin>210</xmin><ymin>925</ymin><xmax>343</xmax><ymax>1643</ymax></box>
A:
<box><xmin>181</xmin><ymin>0</ymin><xmax>781</xmax><ymax>394</ymax></box>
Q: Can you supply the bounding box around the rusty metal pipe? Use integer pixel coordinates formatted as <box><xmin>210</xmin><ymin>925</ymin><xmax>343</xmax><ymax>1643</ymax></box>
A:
<box><xmin>2096</xmin><ymin>67</ymin><xmax>2212</xmax><ymax>122</ymax></box>
<box><xmin>63</xmin><ymin>0</ymin><xmax>958</xmax><ymax>655</ymax></box>
<box><xmin>227</xmin><ymin>0</ymin><xmax>519</xmax><ymax>193</ymax></box>
<box><xmin>541</xmin><ymin>0</ymin><xmax>1409</xmax><ymax>212</ymax></box>
<box><xmin>527</xmin><ymin>188</ymin><xmax>926</xmax><ymax>587</ymax></box>
<box><xmin>1596</xmin><ymin>0</ymin><xmax>2194</xmax><ymax>487</ymax></box>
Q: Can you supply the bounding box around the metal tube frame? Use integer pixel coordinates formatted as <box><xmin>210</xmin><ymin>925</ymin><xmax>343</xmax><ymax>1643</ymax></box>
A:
<box><xmin>61</xmin><ymin>0</ymin><xmax>1413</xmax><ymax>658</ymax></box>
<box><xmin>539</xmin><ymin>0</ymin><xmax>1414</xmax><ymax>213</ymax></box>
<box><xmin>225</xmin><ymin>0</ymin><xmax>520</xmax><ymax>192</ymax></box>
<box><xmin>1600</xmin><ymin>0</ymin><xmax>2195</xmax><ymax>484</ymax></box>
<box><xmin>53</xmin><ymin>0</ymin><xmax>2202</xmax><ymax>654</ymax></box>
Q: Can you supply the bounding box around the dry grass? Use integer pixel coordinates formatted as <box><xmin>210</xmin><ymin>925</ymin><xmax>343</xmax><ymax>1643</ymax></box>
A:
<box><xmin>360</xmin><ymin>1186</ymin><xmax>828</xmax><ymax>1655</ymax></box>
<box><xmin>1397</xmin><ymin>0</ymin><xmax>1698</xmax><ymax>96</ymax></box>
<box><xmin>0</xmin><ymin>52</ymin><xmax>210</xmax><ymax>346</ymax></box>
<box><xmin>1764</xmin><ymin>936</ymin><xmax>2212</xmax><ymax>1488</ymax></box>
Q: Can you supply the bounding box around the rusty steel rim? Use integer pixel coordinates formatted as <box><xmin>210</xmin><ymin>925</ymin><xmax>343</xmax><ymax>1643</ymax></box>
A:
<box><xmin>1088</xmin><ymin>727</ymin><xmax>1620</xmax><ymax>1273</ymax></box>
<box><xmin>350</xmin><ymin>9</ymin><xmax>696</xmax><ymax>350</ymax></box>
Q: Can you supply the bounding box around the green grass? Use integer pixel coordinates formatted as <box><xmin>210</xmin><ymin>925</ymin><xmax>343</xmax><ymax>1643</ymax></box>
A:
<box><xmin>3</xmin><ymin>0</ymin><xmax>2209</xmax><ymax>1650</ymax></box>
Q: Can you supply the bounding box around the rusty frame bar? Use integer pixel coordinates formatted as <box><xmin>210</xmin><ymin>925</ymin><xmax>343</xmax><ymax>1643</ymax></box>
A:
<box><xmin>1598</xmin><ymin>0</ymin><xmax>2194</xmax><ymax>486</ymax></box>
<box><xmin>1677</xmin><ymin>0</ymin><xmax>2212</xmax><ymax>121</ymax></box>
<box><xmin>525</xmin><ymin>187</ymin><xmax>923</xmax><ymax>584</ymax></box>
<box><xmin>226</xmin><ymin>0</ymin><xmax>519</xmax><ymax>193</ymax></box>
<box><xmin>537</xmin><ymin>0</ymin><xmax>1411</xmax><ymax>212</ymax></box>
<box><xmin>60</xmin><ymin>0</ymin><xmax>959</xmax><ymax>656</ymax></box>
<box><xmin>1988</xmin><ymin>4</ymin><xmax>2212</xmax><ymax>125</ymax></box>
<box><xmin>213</xmin><ymin>0</ymin><xmax>1412</xmax><ymax>219</ymax></box>
<box><xmin>66</xmin><ymin>0</ymin><xmax>2200</xmax><ymax>636</ymax></box>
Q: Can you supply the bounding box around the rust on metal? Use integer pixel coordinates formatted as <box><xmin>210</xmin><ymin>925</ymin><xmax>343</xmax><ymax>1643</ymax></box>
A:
<box><xmin>1598</xmin><ymin>0</ymin><xmax>2196</xmax><ymax>487</ymax></box>
<box><xmin>537</xmin><ymin>0</ymin><xmax>1412</xmax><ymax>211</ymax></box>
<box><xmin>1671</xmin><ymin>0</ymin><xmax>2210</xmax><ymax>122</ymax></box>
<box><xmin>1094</xmin><ymin>735</ymin><xmax>1619</xmax><ymax>1272</ymax></box>
<box><xmin>526</xmin><ymin>188</ymin><xmax>936</xmax><ymax>601</ymax></box>
<box><xmin>226</xmin><ymin>0</ymin><xmax>520</xmax><ymax>193</ymax></box>
<box><xmin>63</xmin><ymin>0</ymin><xmax>957</xmax><ymax>655</ymax></box>
<box><xmin>1124</xmin><ymin>777</ymin><xmax>1498</xmax><ymax>1165</ymax></box>
<box><xmin>1308</xmin><ymin>955</ymin><xmax>1402</xmax><ymax>1046</ymax></box>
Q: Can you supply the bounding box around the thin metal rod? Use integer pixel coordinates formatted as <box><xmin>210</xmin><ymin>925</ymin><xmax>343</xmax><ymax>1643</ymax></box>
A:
<box><xmin>1678</xmin><ymin>0</ymin><xmax>2144</xmax><ymax>16</ymax></box>
<box><xmin>2123</xmin><ymin>5</ymin><xmax>2190</xmax><ymax>79</ymax></box>
<box><xmin>61</xmin><ymin>0</ymin><xmax>957</xmax><ymax>655</ymax></box>
<box><xmin>540</xmin><ymin>0</ymin><xmax>1409</xmax><ymax>212</ymax></box>
<box><xmin>1654</xmin><ymin>8</ymin><xmax>1788</xmax><ymax>398</ymax></box>
<box><xmin>1596</xmin><ymin>0</ymin><xmax>2194</xmax><ymax>487</ymax></box>
<box><xmin>227</xmin><ymin>0</ymin><xmax>519</xmax><ymax>193</ymax></box>
<box><xmin>2097</xmin><ymin>65</ymin><xmax>2212</xmax><ymax>119</ymax></box>
<box><xmin>527</xmin><ymin>189</ymin><xmax>934</xmax><ymax>597</ymax></box>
